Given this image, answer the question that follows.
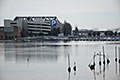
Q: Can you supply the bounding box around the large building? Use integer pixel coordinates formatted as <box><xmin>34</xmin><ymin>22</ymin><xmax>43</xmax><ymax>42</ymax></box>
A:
<box><xmin>4</xmin><ymin>16</ymin><xmax>64</xmax><ymax>37</ymax></box>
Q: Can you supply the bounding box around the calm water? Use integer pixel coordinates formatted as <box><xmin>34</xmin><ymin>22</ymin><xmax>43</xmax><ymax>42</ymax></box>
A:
<box><xmin>0</xmin><ymin>41</ymin><xmax>120</xmax><ymax>80</ymax></box>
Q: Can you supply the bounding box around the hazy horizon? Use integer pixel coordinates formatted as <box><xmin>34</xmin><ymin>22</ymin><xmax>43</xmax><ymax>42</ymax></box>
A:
<box><xmin>0</xmin><ymin>0</ymin><xmax>120</xmax><ymax>30</ymax></box>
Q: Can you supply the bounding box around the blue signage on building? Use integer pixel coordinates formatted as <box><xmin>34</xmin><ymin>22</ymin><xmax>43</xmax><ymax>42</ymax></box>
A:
<box><xmin>51</xmin><ymin>20</ymin><xmax>57</xmax><ymax>27</ymax></box>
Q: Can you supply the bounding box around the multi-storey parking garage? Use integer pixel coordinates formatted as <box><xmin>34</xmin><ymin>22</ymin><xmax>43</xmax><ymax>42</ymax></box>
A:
<box><xmin>13</xmin><ymin>16</ymin><xmax>63</xmax><ymax>36</ymax></box>
<box><xmin>4</xmin><ymin>16</ymin><xmax>64</xmax><ymax>37</ymax></box>
<box><xmin>27</xmin><ymin>22</ymin><xmax>51</xmax><ymax>35</ymax></box>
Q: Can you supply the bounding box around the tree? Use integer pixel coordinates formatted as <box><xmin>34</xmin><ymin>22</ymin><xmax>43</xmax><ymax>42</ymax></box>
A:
<box><xmin>108</xmin><ymin>31</ymin><xmax>113</xmax><ymax>36</ymax></box>
<box><xmin>75</xmin><ymin>27</ymin><xmax>79</xmax><ymax>32</ymax></box>
<box><xmin>57</xmin><ymin>27</ymin><xmax>60</xmax><ymax>34</ymax></box>
<box><xmin>74</xmin><ymin>26</ymin><xmax>79</xmax><ymax>36</ymax></box>
<box><xmin>118</xmin><ymin>32</ymin><xmax>120</xmax><ymax>36</ymax></box>
<box><xmin>104</xmin><ymin>31</ymin><xmax>113</xmax><ymax>37</ymax></box>
<box><xmin>21</xmin><ymin>28</ymin><xmax>29</xmax><ymax>37</ymax></box>
<box><xmin>62</xmin><ymin>21</ymin><xmax>72</xmax><ymax>36</ymax></box>
<box><xmin>50</xmin><ymin>27</ymin><xmax>60</xmax><ymax>36</ymax></box>
<box><xmin>104</xmin><ymin>31</ymin><xmax>108</xmax><ymax>36</ymax></box>
<box><xmin>114</xmin><ymin>31</ymin><xmax>117</xmax><ymax>36</ymax></box>
<box><xmin>93</xmin><ymin>32</ymin><xmax>96</xmax><ymax>37</ymax></box>
<box><xmin>88</xmin><ymin>32</ymin><xmax>92</xmax><ymax>37</ymax></box>
<box><xmin>96</xmin><ymin>32</ymin><xmax>100</xmax><ymax>36</ymax></box>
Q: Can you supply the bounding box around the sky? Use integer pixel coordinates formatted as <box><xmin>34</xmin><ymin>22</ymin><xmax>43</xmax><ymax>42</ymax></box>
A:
<box><xmin>0</xmin><ymin>0</ymin><xmax>120</xmax><ymax>30</ymax></box>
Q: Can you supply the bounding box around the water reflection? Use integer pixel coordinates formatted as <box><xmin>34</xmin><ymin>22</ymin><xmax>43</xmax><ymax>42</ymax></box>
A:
<box><xmin>115</xmin><ymin>60</ymin><xmax>117</xmax><ymax>74</ymax></box>
<box><xmin>4</xmin><ymin>42</ymin><xmax>59</xmax><ymax>62</ymax></box>
<box><xmin>0</xmin><ymin>42</ymin><xmax>120</xmax><ymax>80</ymax></box>
<box><xmin>68</xmin><ymin>72</ymin><xmax>71</xmax><ymax>80</ymax></box>
<box><xmin>119</xmin><ymin>64</ymin><xmax>120</xmax><ymax>76</ymax></box>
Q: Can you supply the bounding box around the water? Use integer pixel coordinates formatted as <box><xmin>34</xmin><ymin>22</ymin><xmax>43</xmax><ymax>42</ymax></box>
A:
<box><xmin>0</xmin><ymin>41</ymin><xmax>120</xmax><ymax>80</ymax></box>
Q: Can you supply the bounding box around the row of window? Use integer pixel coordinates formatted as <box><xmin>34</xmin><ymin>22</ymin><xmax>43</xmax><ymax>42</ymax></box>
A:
<box><xmin>28</xmin><ymin>23</ymin><xmax>50</xmax><ymax>26</ymax></box>
<box><xmin>28</xmin><ymin>29</ymin><xmax>50</xmax><ymax>32</ymax></box>
<box><xmin>28</xmin><ymin>26</ymin><xmax>51</xmax><ymax>29</ymax></box>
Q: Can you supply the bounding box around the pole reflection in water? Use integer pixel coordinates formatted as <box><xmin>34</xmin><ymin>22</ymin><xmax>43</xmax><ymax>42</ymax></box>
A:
<box><xmin>103</xmin><ymin>61</ymin><xmax>105</xmax><ymax>80</ymax></box>
<box><xmin>115</xmin><ymin>60</ymin><xmax>117</xmax><ymax>75</ymax></box>
<box><xmin>119</xmin><ymin>63</ymin><xmax>120</xmax><ymax>76</ymax></box>
<box><xmin>93</xmin><ymin>69</ymin><xmax>96</xmax><ymax>80</ymax></box>
<box><xmin>68</xmin><ymin>72</ymin><xmax>71</xmax><ymax>80</ymax></box>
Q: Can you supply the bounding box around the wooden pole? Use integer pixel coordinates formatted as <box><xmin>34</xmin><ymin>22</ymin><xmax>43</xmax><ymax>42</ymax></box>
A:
<box><xmin>68</xmin><ymin>54</ymin><xmax>70</xmax><ymax>67</ymax></box>
<box><xmin>103</xmin><ymin>46</ymin><xmax>105</xmax><ymax>65</ymax></box>
<box><xmin>68</xmin><ymin>53</ymin><xmax>71</xmax><ymax>73</ymax></box>
<box><xmin>99</xmin><ymin>51</ymin><xmax>101</xmax><ymax>74</ymax></box>
<box><xmin>115</xmin><ymin>46</ymin><xmax>117</xmax><ymax>62</ymax></box>
<box><xmin>99</xmin><ymin>51</ymin><xmax>101</xmax><ymax>66</ymax></box>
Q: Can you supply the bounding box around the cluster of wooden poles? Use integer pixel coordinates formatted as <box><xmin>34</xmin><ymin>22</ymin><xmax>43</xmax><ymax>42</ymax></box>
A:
<box><xmin>115</xmin><ymin>46</ymin><xmax>120</xmax><ymax>64</ymax></box>
<box><xmin>67</xmin><ymin>54</ymin><xmax>76</xmax><ymax>73</ymax></box>
<box><xmin>115</xmin><ymin>46</ymin><xmax>120</xmax><ymax>75</ymax></box>
<box><xmin>88</xmin><ymin>46</ymin><xmax>110</xmax><ymax>71</ymax></box>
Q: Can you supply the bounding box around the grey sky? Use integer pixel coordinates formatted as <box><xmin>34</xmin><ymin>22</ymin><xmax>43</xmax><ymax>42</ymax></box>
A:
<box><xmin>0</xmin><ymin>0</ymin><xmax>120</xmax><ymax>30</ymax></box>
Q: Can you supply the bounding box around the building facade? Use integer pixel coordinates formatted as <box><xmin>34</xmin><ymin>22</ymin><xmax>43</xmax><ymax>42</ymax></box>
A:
<box><xmin>4</xmin><ymin>16</ymin><xmax>64</xmax><ymax>38</ymax></box>
<box><xmin>4</xmin><ymin>19</ymin><xmax>21</xmax><ymax>39</ymax></box>
<box><xmin>13</xmin><ymin>16</ymin><xmax>64</xmax><ymax>36</ymax></box>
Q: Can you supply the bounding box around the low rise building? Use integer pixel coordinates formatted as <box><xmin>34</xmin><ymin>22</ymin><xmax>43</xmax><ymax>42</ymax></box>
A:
<box><xmin>4</xmin><ymin>27</ymin><xmax>14</xmax><ymax>39</ymax></box>
<box><xmin>73</xmin><ymin>28</ymin><xmax>114</xmax><ymax>38</ymax></box>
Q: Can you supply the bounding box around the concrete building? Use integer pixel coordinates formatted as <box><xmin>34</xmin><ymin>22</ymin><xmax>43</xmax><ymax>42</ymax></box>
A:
<box><xmin>4</xmin><ymin>19</ymin><xmax>22</xmax><ymax>39</ymax></box>
<box><xmin>12</xmin><ymin>16</ymin><xmax>64</xmax><ymax>36</ymax></box>
<box><xmin>4</xmin><ymin>27</ymin><xmax>14</xmax><ymax>39</ymax></box>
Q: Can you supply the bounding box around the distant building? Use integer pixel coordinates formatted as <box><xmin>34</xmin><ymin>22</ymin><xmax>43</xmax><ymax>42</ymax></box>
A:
<box><xmin>4</xmin><ymin>27</ymin><xmax>14</xmax><ymax>39</ymax></box>
<box><xmin>73</xmin><ymin>29</ymin><xmax>92</xmax><ymax>37</ymax></box>
<box><xmin>4</xmin><ymin>19</ymin><xmax>21</xmax><ymax>39</ymax></box>
<box><xmin>73</xmin><ymin>28</ymin><xmax>114</xmax><ymax>37</ymax></box>
<box><xmin>4</xmin><ymin>16</ymin><xmax>64</xmax><ymax>37</ymax></box>
<box><xmin>78</xmin><ymin>29</ymin><xmax>91</xmax><ymax>37</ymax></box>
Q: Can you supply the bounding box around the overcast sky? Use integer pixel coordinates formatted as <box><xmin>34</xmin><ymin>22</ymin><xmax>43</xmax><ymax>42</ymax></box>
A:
<box><xmin>0</xmin><ymin>0</ymin><xmax>120</xmax><ymax>30</ymax></box>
